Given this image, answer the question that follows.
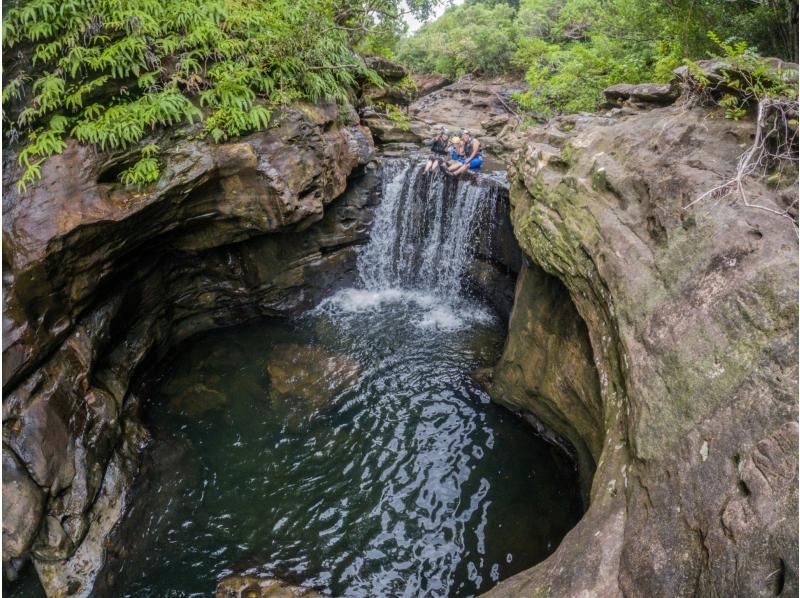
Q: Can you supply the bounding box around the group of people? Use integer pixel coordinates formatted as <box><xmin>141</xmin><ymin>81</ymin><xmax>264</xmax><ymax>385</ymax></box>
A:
<box><xmin>423</xmin><ymin>128</ymin><xmax>483</xmax><ymax>176</ymax></box>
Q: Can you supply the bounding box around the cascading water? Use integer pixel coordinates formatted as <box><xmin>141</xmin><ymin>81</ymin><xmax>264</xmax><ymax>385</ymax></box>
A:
<box><xmin>327</xmin><ymin>157</ymin><xmax>509</xmax><ymax>330</ymax></box>
<box><xmin>358</xmin><ymin>158</ymin><xmax>502</xmax><ymax>298</ymax></box>
<box><xmin>87</xmin><ymin>157</ymin><xmax>581</xmax><ymax>598</ymax></box>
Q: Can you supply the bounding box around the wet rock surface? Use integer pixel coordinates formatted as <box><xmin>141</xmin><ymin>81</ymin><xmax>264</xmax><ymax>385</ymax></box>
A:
<box><xmin>2</xmin><ymin>450</ymin><xmax>44</xmax><ymax>563</ymax></box>
<box><xmin>486</xmin><ymin>94</ymin><xmax>798</xmax><ymax>596</ymax></box>
<box><xmin>491</xmin><ymin>262</ymin><xmax>602</xmax><ymax>504</ymax></box>
<box><xmin>216</xmin><ymin>575</ymin><xmax>322</xmax><ymax>598</ymax></box>
<box><xmin>265</xmin><ymin>343</ymin><xmax>362</xmax><ymax>409</ymax></box>
<box><xmin>2</xmin><ymin>103</ymin><xmax>377</xmax><ymax>595</ymax></box>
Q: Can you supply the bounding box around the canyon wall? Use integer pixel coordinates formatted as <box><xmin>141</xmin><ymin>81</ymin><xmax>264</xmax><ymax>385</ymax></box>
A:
<box><xmin>2</xmin><ymin>103</ymin><xmax>378</xmax><ymax>595</ymax></box>
<box><xmin>487</xmin><ymin>97</ymin><xmax>798</xmax><ymax>596</ymax></box>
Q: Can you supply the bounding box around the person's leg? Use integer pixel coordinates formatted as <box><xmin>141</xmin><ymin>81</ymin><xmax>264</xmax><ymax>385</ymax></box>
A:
<box><xmin>469</xmin><ymin>155</ymin><xmax>483</xmax><ymax>171</ymax></box>
<box><xmin>432</xmin><ymin>160</ymin><xmax>440</xmax><ymax>172</ymax></box>
<box><xmin>424</xmin><ymin>159</ymin><xmax>432</xmax><ymax>173</ymax></box>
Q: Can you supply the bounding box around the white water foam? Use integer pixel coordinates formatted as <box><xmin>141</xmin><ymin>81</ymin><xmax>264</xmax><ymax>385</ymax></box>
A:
<box><xmin>357</xmin><ymin>158</ymin><xmax>499</xmax><ymax>298</ymax></box>
<box><xmin>315</xmin><ymin>288</ymin><xmax>493</xmax><ymax>332</ymax></box>
<box><xmin>321</xmin><ymin>157</ymin><xmax>500</xmax><ymax>330</ymax></box>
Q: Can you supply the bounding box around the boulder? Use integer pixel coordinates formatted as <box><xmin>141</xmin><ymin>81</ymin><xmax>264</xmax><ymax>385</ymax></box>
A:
<box><xmin>2</xmin><ymin>448</ymin><xmax>44</xmax><ymax>561</ymax></box>
<box><xmin>360</xmin><ymin>113</ymin><xmax>422</xmax><ymax>144</ymax></box>
<box><xmin>603</xmin><ymin>82</ymin><xmax>678</xmax><ymax>105</ymax></box>
<box><xmin>216</xmin><ymin>574</ymin><xmax>322</xmax><ymax>598</ymax></box>
<box><xmin>361</xmin><ymin>84</ymin><xmax>413</xmax><ymax>108</ymax></box>
<box><xmin>363</xmin><ymin>56</ymin><xmax>408</xmax><ymax>83</ymax></box>
<box><xmin>265</xmin><ymin>344</ymin><xmax>362</xmax><ymax>409</ymax></box>
<box><xmin>360</xmin><ymin>58</ymin><xmax>413</xmax><ymax>110</ymax></box>
<box><xmin>411</xmin><ymin>73</ymin><xmax>452</xmax><ymax>96</ymax></box>
<box><xmin>167</xmin><ymin>383</ymin><xmax>227</xmax><ymax>418</ymax></box>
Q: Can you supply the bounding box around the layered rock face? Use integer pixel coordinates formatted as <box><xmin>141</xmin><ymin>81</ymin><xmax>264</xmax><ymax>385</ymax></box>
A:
<box><xmin>2</xmin><ymin>103</ymin><xmax>376</xmax><ymax>595</ymax></box>
<box><xmin>360</xmin><ymin>59</ymin><xmax>525</xmax><ymax>152</ymax></box>
<box><xmin>487</xmin><ymin>101</ymin><xmax>798</xmax><ymax>595</ymax></box>
<box><xmin>408</xmin><ymin>76</ymin><xmax>527</xmax><ymax>150</ymax></box>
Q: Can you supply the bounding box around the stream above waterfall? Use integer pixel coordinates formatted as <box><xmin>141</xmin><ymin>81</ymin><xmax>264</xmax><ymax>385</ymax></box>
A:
<box><xmin>83</xmin><ymin>159</ymin><xmax>582</xmax><ymax>597</ymax></box>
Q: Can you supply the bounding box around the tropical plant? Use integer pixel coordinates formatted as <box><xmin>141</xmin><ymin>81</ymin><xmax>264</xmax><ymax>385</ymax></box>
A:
<box><xmin>395</xmin><ymin>2</ymin><xmax>520</xmax><ymax>78</ymax></box>
<box><xmin>395</xmin><ymin>0</ymin><xmax>798</xmax><ymax>118</ymax></box>
<box><xmin>3</xmin><ymin>0</ymin><xmax>439</xmax><ymax>191</ymax></box>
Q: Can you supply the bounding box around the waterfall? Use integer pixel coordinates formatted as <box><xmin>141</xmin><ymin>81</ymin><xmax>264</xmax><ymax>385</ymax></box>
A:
<box><xmin>358</xmin><ymin>158</ymin><xmax>501</xmax><ymax>299</ymax></box>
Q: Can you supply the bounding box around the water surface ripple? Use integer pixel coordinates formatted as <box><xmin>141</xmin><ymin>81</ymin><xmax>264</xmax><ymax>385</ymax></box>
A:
<box><xmin>97</xmin><ymin>159</ymin><xmax>583</xmax><ymax>597</ymax></box>
<box><xmin>105</xmin><ymin>292</ymin><xmax>581</xmax><ymax>597</ymax></box>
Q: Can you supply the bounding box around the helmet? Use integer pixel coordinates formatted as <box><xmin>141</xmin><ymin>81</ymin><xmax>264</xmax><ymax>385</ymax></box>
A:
<box><xmin>461</xmin><ymin>129</ymin><xmax>471</xmax><ymax>136</ymax></box>
<box><xmin>441</xmin><ymin>128</ymin><xmax>450</xmax><ymax>135</ymax></box>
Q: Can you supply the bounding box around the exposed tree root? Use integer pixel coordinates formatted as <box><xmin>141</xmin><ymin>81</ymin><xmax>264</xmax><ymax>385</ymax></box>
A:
<box><xmin>684</xmin><ymin>96</ymin><xmax>799</xmax><ymax>235</ymax></box>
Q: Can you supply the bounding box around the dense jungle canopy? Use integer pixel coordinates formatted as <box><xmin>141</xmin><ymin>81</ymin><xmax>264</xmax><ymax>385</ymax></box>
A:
<box><xmin>2</xmin><ymin>0</ymin><xmax>797</xmax><ymax>190</ymax></box>
<box><xmin>395</xmin><ymin>0</ymin><xmax>798</xmax><ymax>115</ymax></box>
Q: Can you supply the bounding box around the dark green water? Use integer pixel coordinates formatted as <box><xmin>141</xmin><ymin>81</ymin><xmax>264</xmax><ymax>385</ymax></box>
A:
<box><xmin>95</xmin><ymin>290</ymin><xmax>581</xmax><ymax>597</ymax></box>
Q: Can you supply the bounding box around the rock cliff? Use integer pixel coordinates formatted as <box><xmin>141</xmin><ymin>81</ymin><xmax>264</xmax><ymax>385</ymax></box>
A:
<box><xmin>4</xmin><ymin>61</ymin><xmax>797</xmax><ymax>598</ymax></box>
<box><xmin>486</xmin><ymin>98</ymin><xmax>798</xmax><ymax>596</ymax></box>
<box><xmin>2</xmin><ymin>103</ymin><xmax>376</xmax><ymax>595</ymax></box>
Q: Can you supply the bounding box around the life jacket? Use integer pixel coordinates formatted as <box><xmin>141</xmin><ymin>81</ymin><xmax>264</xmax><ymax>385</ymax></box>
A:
<box><xmin>432</xmin><ymin>138</ymin><xmax>448</xmax><ymax>155</ymax></box>
<box><xmin>463</xmin><ymin>138</ymin><xmax>482</xmax><ymax>157</ymax></box>
<box><xmin>450</xmin><ymin>146</ymin><xmax>466</xmax><ymax>163</ymax></box>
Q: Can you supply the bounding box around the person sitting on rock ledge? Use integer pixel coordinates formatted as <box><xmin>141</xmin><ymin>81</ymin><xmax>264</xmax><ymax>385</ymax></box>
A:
<box><xmin>450</xmin><ymin>129</ymin><xmax>483</xmax><ymax>176</ymax></box>
<box><xmin>424</xmin><ymin>129</ymin><xmax>451</xmax><ymax>173</ymax></box>
<box><xmin>446</xmin><ymin>136</ymin><xmax>467</xmax><ymax>174</ymax></box>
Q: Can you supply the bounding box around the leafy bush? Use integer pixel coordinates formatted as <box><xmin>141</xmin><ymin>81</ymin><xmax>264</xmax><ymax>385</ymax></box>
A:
<box><xmin>511</xmin><ymin>0</ymin><xmax>797</xmax><ymax>118</ymax></box>
<box><xmin>378</xmin><ymin>102</ymin><xmax>412</xmax><ymax>131</ymax></box>
<box><xmin>514</xmin><ymin>32</ymin><xmax>657</xmax><ymax>116</ymax></box>
<box><xmin>684</xmin><ymin>32</ymin><xmax>798</xmax><ymax>120</ymax></box>
<box><xmin>395</xmin><ymin>3</ymin><xmax>520</xmax><ymax>78</ymax></box>
<box><xmin>396</xmin><ymin>0</ymin><xmax>798</xmax><ymax>118</ymax></box>
<box><xmin>2</xmin><ymin>0</ymin><xmax>436</xmax><ymax>191</ymax></box>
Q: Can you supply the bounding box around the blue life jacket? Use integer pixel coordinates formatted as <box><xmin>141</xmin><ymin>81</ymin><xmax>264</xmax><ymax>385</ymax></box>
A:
<box><xmin>450</xmin><ymin>147</ymin><xmax>466</xmax><ymax>163</ymax></box>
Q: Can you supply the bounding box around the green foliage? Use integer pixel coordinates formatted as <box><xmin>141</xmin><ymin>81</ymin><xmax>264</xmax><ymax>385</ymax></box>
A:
<box><xmin>3</xmin><ymin>0</ymin><xmax>441</xmax><ymax>192</ymax></box>
<box><xmin>396</xmin><ymin>0</ymin><xmax>797</xmax><ymax>119</ymax></box>
<box><xmin>397</xmin><ymin>75</ymin><xmax>419</xmax><ymax>95</ymax></box>
<box><xmin>685</xmin><ymin>32</ymin><xmax>798</xmax><ymax>121</ymax></box>
<box><xmin>511</xmin><ymin>0</ymin><xmax>796</xmax><ymax>117</ymax></box>
<box><xmin>515</xmin><ymin>30</ymin><xmax>657</xmax><ymax>116</ymax></box>
<box><xmin>378</xmin><ymin>102</ymin><xmax>411</xmax><ymax>130</ymax></box>
<box><xmin>120</xmin><ymin>143</ymin><xmax>161</xmax><ymax>188</ymax></box>
<box><xmin>396</xmin><ymin>3</ymin><xmax>520</xmax><ymax>78</ymax></box>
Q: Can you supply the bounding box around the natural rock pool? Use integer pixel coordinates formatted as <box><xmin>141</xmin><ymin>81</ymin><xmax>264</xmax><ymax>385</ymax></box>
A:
<box><xmin>100</xmin><ymin>288</ymin><xmax>581</xmax><ymax>596</ymax></box>
<box><xmin>6</xmin><ymin>158</ymin><xmax>583</xmax><ymax>597</ymax></box>
<box><xmin>97</xmin><ymin>160</ymin><xmax>583</xmax><ymax>596</ymax></box>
